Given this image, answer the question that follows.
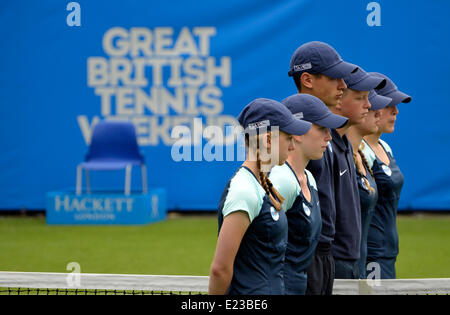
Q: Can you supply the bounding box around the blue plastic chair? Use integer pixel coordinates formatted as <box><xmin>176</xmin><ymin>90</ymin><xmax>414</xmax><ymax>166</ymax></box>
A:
<box><xmin>76</xmin><ymin>120</ymin><xmax>148</xmax><ymax>195</ymax></box>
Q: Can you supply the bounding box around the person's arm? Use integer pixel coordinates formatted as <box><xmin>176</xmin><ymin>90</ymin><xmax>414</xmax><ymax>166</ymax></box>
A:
<box><xmin>208</xmin><ymin>211</ymin><xmax>250</xmax><ymax>295</ymax></box>
<box><xmin>269</xmin><ymin>165</ymin><xmax>299</xmax><ymax>212</ymax></box>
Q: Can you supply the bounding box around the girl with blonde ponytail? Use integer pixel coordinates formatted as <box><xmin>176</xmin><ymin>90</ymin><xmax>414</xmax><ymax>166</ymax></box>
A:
<box><xmin>208</xmin><ymin>98</ymin><xmax>311</xmax><ymax>295</ymax></box>
<box><xmin>346</xmin><ymin>90</ymin><xmax>392</xmax><ymax>278</ymax></box>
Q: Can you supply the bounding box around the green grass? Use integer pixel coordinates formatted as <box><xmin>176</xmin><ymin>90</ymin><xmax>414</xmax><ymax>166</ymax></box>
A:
<box><xmin>396</xmin><ymin>214</ymin><xmax>450</xmax><ymax>278</ymax></box>
<box><xmin>0</xmin><ymin>214</ymin><xmax>217</xmax><ymax>276</ymax></box>
<box><xmin>0</xmin><ymin>213</ymin><xmax>449</xmax><ymax>278</ymax></box>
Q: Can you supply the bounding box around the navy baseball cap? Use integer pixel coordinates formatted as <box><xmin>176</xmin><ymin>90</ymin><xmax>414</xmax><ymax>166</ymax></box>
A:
<box><xmin>288</xmin><ymin>41</ymin><xmax>358</xmax><ymax>78</ymax></box>
<box><xmin>369</xmin><ymin>72</ymin><xmax>412</xmax><ymax>106</ymax></box>
<box><xmin>238</xmin><ymin>98</ymin><xmax>312</xmax><ymax>135</ymax></box>
<box><xmin>368</xmin><ymin>90</ymin><xmax>393</xmax><ymax>111</ymax></box>
<box><xmin>344</xmin><ymin>67</ymin><xmax>386</xmax><ymax>91</ymax></box>
<box><xmin>281</xmin><ymin>94</ymin><xmax>348</xmax><ymax>129</ymax></box>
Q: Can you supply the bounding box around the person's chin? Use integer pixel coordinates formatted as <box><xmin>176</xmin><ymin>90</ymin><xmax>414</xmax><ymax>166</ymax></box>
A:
<box><xmin>382</xmin><ymin>126</ymin><xmax>395</xmax><ymax>134</ymax></box>
<box><xmin>314</xmin><ymin>153</ymin><xmax>324</xmax><ymax>160</ymax></box>
<box><xmin>370</xmin><ymin>126</ymin><xmax>379</xmax><ymax>134</ymax></box>
<box><xmin>312</xmin><ymin>151</ymin><xmax>324</xmax><ymax>160</ymax></box>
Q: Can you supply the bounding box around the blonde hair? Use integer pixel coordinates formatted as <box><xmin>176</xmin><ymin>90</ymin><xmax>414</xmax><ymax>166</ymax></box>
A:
<box><xmin>354</xmin><ymin>142</ymin><xmax>376</xmax><ymax>195</ymax></box>
<box><xmin>246</xmin><ymin>133</ymin><xmax>285</xmax><ymax>211</ymax></box>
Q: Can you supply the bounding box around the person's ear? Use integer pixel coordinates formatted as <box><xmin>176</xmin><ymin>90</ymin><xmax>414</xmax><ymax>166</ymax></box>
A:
<box><xmin>300</xmin><ymin>72</ymin><xmax>314</xmax><ymax>89</ymax></box>
<box><xmin>293</xmin><ymin>134</ymin><xmax>303</xmax><ymax>144</ymax></box>
<box><xmin>265</xmin><ymin>132</ymin><xmax>272</xmax><ymax>149</ymax></box>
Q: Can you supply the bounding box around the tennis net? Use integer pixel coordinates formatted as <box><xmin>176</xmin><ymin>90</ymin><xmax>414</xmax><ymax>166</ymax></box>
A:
<box><xmin>0</xmin><ymin>272</ymin><xmax>208</xmax><ymax>295</ymax></box>
<box><xmin>1</xmin><ymin>271</ymin><xmax>449</xmax><ymax>295</ymax></box>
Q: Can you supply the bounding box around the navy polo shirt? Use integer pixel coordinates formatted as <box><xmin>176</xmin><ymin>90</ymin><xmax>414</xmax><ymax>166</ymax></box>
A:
<box><xmin>330</xmin><ymin>129</ymin><xmax>361</xmax><ymax>261</ymax></box>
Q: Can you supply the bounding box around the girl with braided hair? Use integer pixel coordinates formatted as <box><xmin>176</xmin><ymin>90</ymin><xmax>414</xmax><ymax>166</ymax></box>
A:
<box><xmin>208</xmin><ymin>98</ymin><xmax>311</xmax><ymax>295</ymax></box>
<box><xmin>362</xmin><ymin>73</ymin><xmax>412</xmax><ymax>279</ymax></box>
<box><xmin>346</xmin><ymin>90</ymin><xmax>392</xmax><ymax>278</ymax></box>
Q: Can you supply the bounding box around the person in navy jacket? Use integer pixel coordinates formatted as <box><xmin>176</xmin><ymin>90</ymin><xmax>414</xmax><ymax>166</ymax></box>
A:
<box><xmin>287</xmin><ymin>41</ymin><xmax>358</xmax><ymax>295</ymax></box>
<box><xmin>331</xmin><ymin>67</ymin><xmax>386</xmax><ymax>279</ymax></box>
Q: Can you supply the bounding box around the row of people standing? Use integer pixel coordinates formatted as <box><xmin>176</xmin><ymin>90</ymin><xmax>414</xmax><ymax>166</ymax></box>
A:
<box><xmin>208</xmin><ymin>41</ymin><xmax>411</xmax><ymax>295</ymax></box>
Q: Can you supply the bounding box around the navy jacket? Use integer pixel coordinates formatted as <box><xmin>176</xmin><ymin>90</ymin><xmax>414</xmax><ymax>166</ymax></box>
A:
<box><xmin>306</xmin><ymin>144</ymin><xmax>335</xmax><ymax>246</ymax></box>
<box><xmin>330</xmin><ymin>129</ymin><xmax>362</xmax><ymax>261</ymax></box>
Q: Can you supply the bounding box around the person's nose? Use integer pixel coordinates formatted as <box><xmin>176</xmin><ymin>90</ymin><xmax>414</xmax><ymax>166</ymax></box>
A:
<box><xmin>337</xmin><ymin>78</ymin><xmax>347</xmax><ymax>90</ymax></box>
<box><xmin>392</xmin><ymin>105</ymin><xmax>399</xmax><ymax>115</ymax></box>
<box><xmin>288</xmin><ymin>138</ymin><xmax>296</xmax><ymax>151</ymax></box>
<box><xmin>365</xmin><ymin>97</ymin><xmax>371</xmax><ymax>110</ymax></box>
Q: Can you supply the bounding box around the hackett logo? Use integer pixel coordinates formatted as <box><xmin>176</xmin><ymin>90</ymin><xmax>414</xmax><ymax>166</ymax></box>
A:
<box><xmin>54</xmin><ymin>195</ymin><xmax>134</xmax><ymax>212</ymax></box>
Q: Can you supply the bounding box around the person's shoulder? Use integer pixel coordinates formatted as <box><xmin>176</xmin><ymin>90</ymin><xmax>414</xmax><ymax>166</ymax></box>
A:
<box><xmin>223</xmin><ymin>168</ymin><xmax>264</xmax><ymax>222</ymax></box>
<box><xmin>305</xmin><ymin>169</ymin><xmax>318</xmax><ymax>191</ymax></box>
<box><xmin>229</xmin><ymin>168</ymin><xmax>264</xmax><ymax>201</ymax></box>
<box><xmin>270</xmin><ymin>164</ymin><xmax>300</xmax><ymax>212</ymax></box>
<box><xmin>270</xmin><ymin>164</ymin><xmax>297</xmax><ymax>188</ymax></box>
<box><xmin>379</xmin><ymin>138</ymin><xmax>394</xmax><ymax>157</ymax></box>
<box><xmin>361</xmin><ymin>139</ymin><xmax>376</xmax><ymax>169</ymax></box>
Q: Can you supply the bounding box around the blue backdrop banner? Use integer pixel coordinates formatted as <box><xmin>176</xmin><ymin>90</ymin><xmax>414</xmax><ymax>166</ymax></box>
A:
<box><xmin>1</xmin><ymin>0</ymin><xmax>449</xmax><ymax>211</ymax></box>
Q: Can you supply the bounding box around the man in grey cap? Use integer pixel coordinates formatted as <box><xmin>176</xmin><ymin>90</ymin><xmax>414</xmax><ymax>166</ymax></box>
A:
<box><xmin>288</xmin><ymin>41</ymin><xmax>357</xmax><ymax>295</ymax></box>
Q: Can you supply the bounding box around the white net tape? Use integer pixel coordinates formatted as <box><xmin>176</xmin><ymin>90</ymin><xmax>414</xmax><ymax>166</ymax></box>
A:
<box><xmin>1</xmin><ymin>271</ymin><xmax>449</xmax><ymax>295</ymax></box>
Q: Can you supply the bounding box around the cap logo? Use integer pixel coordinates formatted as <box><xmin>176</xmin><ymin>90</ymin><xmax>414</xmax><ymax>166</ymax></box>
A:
<box><xmin>247</xmin><ymin>120</ymin><xmax>270</xmax><ymax>130</ymax></box>
<box><xmin>293</xmin><ymin>112</ymin><xmax>304</xmax><ymax>120</ymax></box>
<box><xmin>294</xmin><ymin>62</ymin><xmax>312</xmax><ymax>72</ymax></box>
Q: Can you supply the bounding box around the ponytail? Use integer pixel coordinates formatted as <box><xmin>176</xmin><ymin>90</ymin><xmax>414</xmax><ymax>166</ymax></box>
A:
<box><xmin>256</xmin><ymin>148</ymin><xmax>285</xmax><ymax>211</ymax></box>
<box><xmin>247</xmin><ymin>133</ymin><xmax>285</xmax><ymax>211</ymax></box>
<box><xmin>353</xmin><ymin>149</ymin><xmax>376</xmax><ymax>195</ymax></box>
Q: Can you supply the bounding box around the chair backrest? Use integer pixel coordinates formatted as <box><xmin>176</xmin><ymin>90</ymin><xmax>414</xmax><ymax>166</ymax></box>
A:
<box><xmin>86</xmin><ymin>120</ymin><xmax>143</xmax><ymax>163</ymax></box>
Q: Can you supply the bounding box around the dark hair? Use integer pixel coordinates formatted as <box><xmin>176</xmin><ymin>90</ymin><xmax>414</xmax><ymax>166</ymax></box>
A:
<box><xmin>292</xmin><ymin>72</ymin><xmax>322</xmax><ymax>93</ymax></box>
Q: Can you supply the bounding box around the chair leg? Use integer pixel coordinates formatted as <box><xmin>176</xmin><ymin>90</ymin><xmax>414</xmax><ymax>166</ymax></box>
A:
<box><xmin>125</xmin><ymin>165</ymin><xmax>132</xmax><ymax>196</ymax></box>
<box><xmin>141</xmin><ymin>165</ymin><xmax>148</xmax><ymax>194</ymax></box>
<box><xmin>86</xmin><ymin>169</ymin><xmax>91</xmax><ymax>194</ymax></box>
<box><xmin>76</xmin><ymin>165</ymin><xmax>82</xmax><ymax>195</ymax></box>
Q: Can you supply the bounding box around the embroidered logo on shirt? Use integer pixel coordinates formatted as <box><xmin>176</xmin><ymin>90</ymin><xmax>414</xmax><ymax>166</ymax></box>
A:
<box><xmin>303</xmin><ymin>203</ymin><xmax>311</xmax><ymax>217</ymax></box>
<box><xmin>382</xmin><ymin>164</ymin><xmax>392</xmax><ymax>177</ymax></box>
<box><xmin>339</xmin><ymin>169</ymin><xmax>348</xmax><ymax>176</ymax></box>
<box><xmin>270</xmin><ymin>206</ymin><xmax>279</xmax><ymax>221</ymax></box>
